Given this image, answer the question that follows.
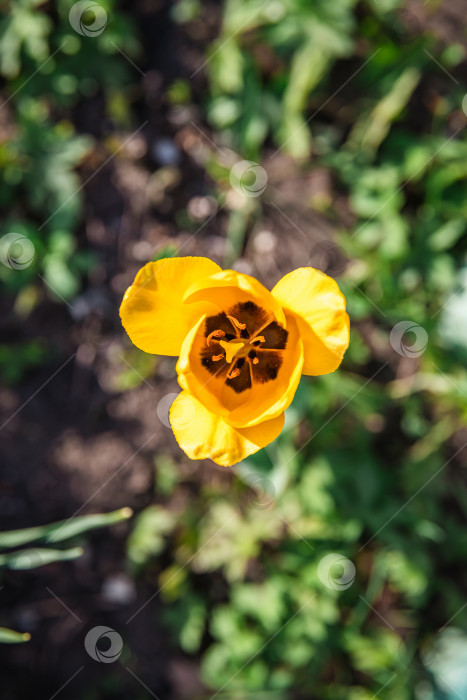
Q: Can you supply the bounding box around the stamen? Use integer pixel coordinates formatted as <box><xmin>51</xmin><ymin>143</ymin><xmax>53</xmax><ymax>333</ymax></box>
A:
<box><xmin>212</xmin><ymin>353</ymin><xmax>224</xmax><ymax>361</ymax></box>
<box><xmin>227</xmin><ymin>368</ymin><xmax>241</xmax><ymax>380</ymax></box>
<box><xmin>252</xmin><ymin>357</ymin><xmax>259</xmax><ymax>364</ymax></box>
<box><xmin>251</xmin><ymin>335</ymin><xmax>265</xmax><ymax>345</ymax></box>
<box><xmin>207</xmin><ymin>329</ymin><xmax>225</xmax><ymax>345</ymax></box>
<box><xmin>227</xmin><ymin>315</ymin><xmax>246</xmax><ymax>331</ymax></box>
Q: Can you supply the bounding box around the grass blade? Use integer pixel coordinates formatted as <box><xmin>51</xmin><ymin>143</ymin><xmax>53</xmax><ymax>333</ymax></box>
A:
<box><xmin>0</xmin><ymin>507</ymin><xmax>133</xmax><ymax>549</ymax></box>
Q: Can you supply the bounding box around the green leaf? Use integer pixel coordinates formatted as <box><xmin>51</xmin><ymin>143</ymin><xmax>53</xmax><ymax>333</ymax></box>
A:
<box><xmin>278</xmin><ymin>39</ymin><xmax>330</xmax><ymax>158</ymax></box>
<box><xmin>0</xmin><ymin>627</ymin><xmax>31</xmax><ymax>644</ymax></box>
<box><xmin>127</xmin><ymin>506</ymin><xmax>176</xmax><ymax>570</ymax></box>
<box><xmin>179</xmin><ymin>600</ymin><xmax>206</xmax><ymax>653</ymax></box>
<box><xmin>152</xmin><ymin>244</ymin><xmax>179</xmax><ymax>262</ymax></box>
<box><xmin>347</xmin><ymin>67</ymin><xmax>420</xmax><ymax>154</ymax></box>
<box><xmin>0</xmin><ymin>507</ymin><xmax>133</xmax><ymax>549</ymax></box>
<box><xmin>0</xmin><ymin>546</ymin><xmax>83</xmax><ymax>570</ymax></box>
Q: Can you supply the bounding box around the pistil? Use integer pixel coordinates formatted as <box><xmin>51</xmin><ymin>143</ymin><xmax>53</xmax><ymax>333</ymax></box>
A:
<box><xmin>219</xmin><ymin>339</ymin><xmax>245</xmax><ymax>363</ymax></box>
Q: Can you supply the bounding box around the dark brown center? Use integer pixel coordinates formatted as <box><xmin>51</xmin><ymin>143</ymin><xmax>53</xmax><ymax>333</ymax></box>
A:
<box><xmin>200</xmin><ymin>301</ymin><xmax>288</xmax><ymax>393</ymax></box>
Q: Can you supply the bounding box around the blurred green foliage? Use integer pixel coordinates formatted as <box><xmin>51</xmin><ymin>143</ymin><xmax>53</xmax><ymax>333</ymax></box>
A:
<box><xmin>206</xmin><ymin>0</ymin><xmax>359</xmax><ymax>159</ymax></box>
<box><xmin>0</xmin><ymin>0</ymin><xmax>140</xmax><ymax>305</ymax></box>
<box><xmin>126</xmin><ymin>1</ymin><xmax>467</xmax><ymax>699</ymax></box>
<box><xmin>3</xmin><ymin>0</ymin><xmax>467</xmax><ymax>698</ymax></box>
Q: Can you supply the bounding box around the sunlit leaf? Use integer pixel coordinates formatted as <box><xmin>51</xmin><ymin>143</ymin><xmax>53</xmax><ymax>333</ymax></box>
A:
<box><xmin>0</xmin><ymin>507</ymin><xmax>133</xmax><ymax>549</ymax></box>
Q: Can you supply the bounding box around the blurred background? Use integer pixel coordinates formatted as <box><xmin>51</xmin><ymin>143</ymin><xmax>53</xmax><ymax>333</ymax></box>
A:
<box><xmin>1</xmin><ymin>0</ymin><xmax>467</xmax><ymax>698</ymax></box>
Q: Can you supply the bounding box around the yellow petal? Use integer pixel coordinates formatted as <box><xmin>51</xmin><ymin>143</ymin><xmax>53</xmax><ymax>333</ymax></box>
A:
<box><xmin>272</xmin><ymin>267</ymin><xmax>349</xmax><ymax>376</ymax></box>
<box><xmin>119</xmin><ymin>257</ymin><xmax>221</xmax><ymax>356</ymax></box>
<box><xmin>176</xmin><ymin>315</ymin><xmax>230</xmax><ymax>418</ymax></box>
<box><xmin>184</xmin><ymin>270</ymin><xmax>286</xmax><ymax>326</ymax></box>
<box><xmin>170</xmin><ymin>391</ymin><xmax>285</xmax><ymax>467</ymax></box>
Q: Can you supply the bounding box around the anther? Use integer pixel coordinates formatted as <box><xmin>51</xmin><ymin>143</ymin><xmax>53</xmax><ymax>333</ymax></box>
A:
<box><xmin>252</xmin><ymin>357</ymin><xmax>259</xmax><ymax>364</ymax></box>
<box><xmin>212</xmin><ymin>353</ymin><xmax>224</xmax><ymax>361</ymax></box>
<box><xmin>227</xmin><ymin>368</ymin><xmax>241</xmax><ymax>380</ymax></box>
<box><xmin>227</xmin><ymin>315</ymin><xmax>246</xmax><ymax>331</ymax></box>
<box><xmin>251</xmin><ymin>335</ymin><xmax>265</xmax><ymax>345</ymax></box>
<box><xmin>207</xmin><ymin>329</ymin><xmax>225</xmax><ymax>345</ymax></box>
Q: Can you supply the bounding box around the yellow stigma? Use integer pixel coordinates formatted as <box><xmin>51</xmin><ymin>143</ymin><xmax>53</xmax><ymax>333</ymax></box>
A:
<box><xmin>219</xmin><ymin>339</ymin><xmax>246</xmax><ymax>363</ymax></box>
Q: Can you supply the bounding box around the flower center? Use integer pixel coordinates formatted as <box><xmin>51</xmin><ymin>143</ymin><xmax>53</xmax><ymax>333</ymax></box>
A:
<box><xmin>200</xmin><ymin>301</ymin><xmax>288</xmax><ymax>393</ymax></box>
<box><xmin>218</xmin><ymin>338</ymin><xmax>246</xmax><ymax>363</ymax></box>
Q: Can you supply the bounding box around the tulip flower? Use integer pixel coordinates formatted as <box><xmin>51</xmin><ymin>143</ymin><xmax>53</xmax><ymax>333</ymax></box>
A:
<box><xmin>120</xmin><ymin>257</ymin><xmax>349</xmax><ymax>466</ymax></box>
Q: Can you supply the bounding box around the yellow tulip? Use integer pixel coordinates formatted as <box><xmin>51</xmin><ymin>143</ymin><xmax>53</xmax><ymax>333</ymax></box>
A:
<box><xmin>120</xmin><ymin>257</ymin><xmax>349</xmax><ymax>466</ymax></box>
